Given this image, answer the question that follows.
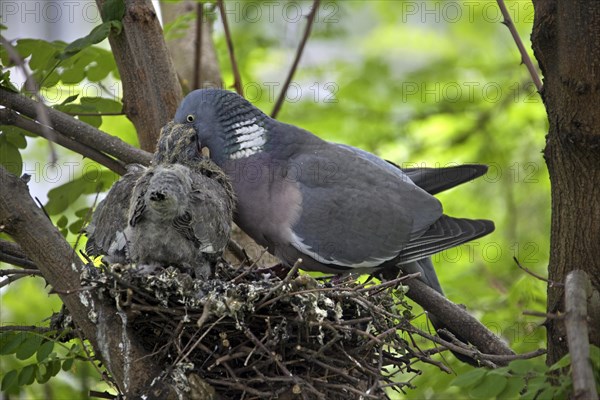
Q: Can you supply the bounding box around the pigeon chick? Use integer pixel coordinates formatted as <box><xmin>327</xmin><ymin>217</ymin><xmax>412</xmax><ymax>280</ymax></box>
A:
<box><xmin>85</xmin><ymin>122</ymin><xmax>234</xmax><ymax>278</ymax></box>
<box><xmin>85</xmin><ymin>164</ymin><xmax>145</xmax><ymax>263</ymax></box>
<box><xmin>126</xmin><ymin>162</ymin><xmax>232</xmax><ymax>278</ymax></box>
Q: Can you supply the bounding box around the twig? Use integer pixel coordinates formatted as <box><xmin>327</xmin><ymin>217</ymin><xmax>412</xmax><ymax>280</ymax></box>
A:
<box><xmin>217</xmin><ymin>0</ymin><xmax>244</xmax><ymax>97</ymax></box>
<box><xmin>514</xmin><ymin>256</ymin><xmax>563</xmax><ymax>287</ymax></box>
<box><xmin>257</xmin><ymin>259</ymin><xmax>302</xmax><ymax>308</ymax></box>
<box><xmin>0</xmin><ymin>246</ymin><xmax>38</xmax><ymax>270</ymax></box>
<box><xmin>193</xmin><ymin>2</ymin><xmax>203</xmax><ymax>90</ymax></box>
<box><xmin>0</xmin><ymin>108</ymin><xmax>126</xmax><ymax>175</ymax></box>
<box><xmin>0</xmin><ymin>34</ymin><xmax>58</xmax><ymax>162</ymax></box>
<box><xmin>522</xmin><ymin>310</ymin><xmax>562</xmax><ymax>320</ymax></box>
<box><xmin>564</xmin><ymin>270</ymin><xmax>598</xmax><ymax>400</ymax></box>
<box><xmin>271</xmin><ymin>0</ymin><xmax>321</xmax><ymax>118</ymax></box>
<box><xmin>226</xmin><ymin>237</ymin><xmax>252</xmax><ymax>264</ymax></box>
<box><xmin>496</xmin><ymin>0</ymin><xmax>543</xmax><ymax>92</ymax></box>
<box><xmin>0</xmin><ymin>268</ymin><xmax>42</xmax><ymax>276</ymax></box>
<box><xmin>63</xmin><ymin>112</ymin><xmax>125</xmax><ymax>116</ymax></box>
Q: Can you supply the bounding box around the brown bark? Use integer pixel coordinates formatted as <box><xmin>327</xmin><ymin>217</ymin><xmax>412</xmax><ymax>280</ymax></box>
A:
<box><xmin>96</xmin><ymin>0</ymin><xmax>183</xmax><ymax>152</ymax></box>
<box><xmin>531</xmin><ymin>1</ymin><xmax>600</xmax><ymax>364</ymax></box>
<box><xmin>0</xmin><ymin>166</ymin><xmax>178</xmax><ymax>398</ymax></box>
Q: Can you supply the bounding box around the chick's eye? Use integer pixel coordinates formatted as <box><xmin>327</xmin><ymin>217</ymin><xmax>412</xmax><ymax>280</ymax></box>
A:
<box><xmin>186</xmin><ymin>114</ymin><xmax>195</xmax><ymax>122</ymax></box>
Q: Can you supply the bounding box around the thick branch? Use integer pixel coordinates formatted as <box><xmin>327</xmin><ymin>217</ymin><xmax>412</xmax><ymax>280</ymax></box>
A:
<box><xmin>0</xmin><ymin>88</ymin><xmax>152</xmax><ymax>167</ymax></box>
<box><xmin>404</xmin><ymin>278</ymin><xmax>515</xmax><ymax>360</ymax></box>
<box><xmin>0</xmin><ymin>166</ymin><xmax>177</xmax><ymax>398</ymax></box>
<box><xmin>96</xmin><ymin>0</ymin><xmax>183</xmax><ymax>151</ymax></box>
<box><xmin>0</xmin><ymin>108</ymin><xmax>127</xmax><ymax>175</ymax></box>
<box><xmin>564</xmin><ymin>270</ymin><xmax>598</xmax><ymax>400</ymax></box>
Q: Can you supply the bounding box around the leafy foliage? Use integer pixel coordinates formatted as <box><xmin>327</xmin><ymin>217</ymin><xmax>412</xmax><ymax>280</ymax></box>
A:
<box><xmin>450</xmin><ymin>346</ymin><xmax>600</xmax><ymax>399</ymax></box>
<box><xmin>0</xmin><ymin>331</ymin><xmax>89</xmax><ymax>395</ymax></box>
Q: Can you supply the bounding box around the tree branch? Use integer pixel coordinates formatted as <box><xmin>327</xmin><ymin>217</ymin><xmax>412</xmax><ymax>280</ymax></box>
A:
<box><xmin>217</xmin><ymin>0</ymin><xmax>244</xmax><ymax>97</ymax></box>
<box><xmin>404</xmin><ymin>278</ymin><xmax>515</xmax><ymax>362</ymax></box>
<box><xmin>0</xmin><ymin>239</ymin><xmax>38</xmax><ymax>269</ymax></box>
<box><xmin>0</xmin><ymin>88</ymin><xmax>152</xmax><ymax>167</ymax></box>
<box><xmin>271</xmin><ymin>0</ymin><xmax>321</xmax><ymax>118</ymax></box>
<box><xmin>0</xmin><ymin>108</ymin><xmax>127</xmax><ymax>175</ymax></box>
<box><xmin>0</xmin><ymin>166</ymin><xmax>178</xmax><ymax>398</ymax></box>
<box><xmin>564</xmin><ymin>270</ymin><xmax>598</xmax><ymax>400</ymax></box>
<box><xmin>497</xmin><ymin>0</ymin><xmax>543</xmax><ymax>92</ymax></box>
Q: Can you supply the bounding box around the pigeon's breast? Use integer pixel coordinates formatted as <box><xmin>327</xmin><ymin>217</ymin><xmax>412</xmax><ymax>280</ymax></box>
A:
<box><xmin>223</xmin><ymin>154</ymin><xmax>302</xmax><ymax>252</ymax></box>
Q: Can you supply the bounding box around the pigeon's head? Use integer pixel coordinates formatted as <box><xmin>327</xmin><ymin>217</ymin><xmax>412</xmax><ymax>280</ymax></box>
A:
<box><xmin>175</xmin><ymin>89</ymin><xmax>270</xmax><ymax>165</ymax></box>
<box><xmin>146</xmin><ymin>165</ymin><xmax>192</xmax><ymax>216</ymax></box>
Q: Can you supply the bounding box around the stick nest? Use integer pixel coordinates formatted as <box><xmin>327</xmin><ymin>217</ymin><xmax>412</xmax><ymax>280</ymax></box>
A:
<box><xmin>82</xmin><ymin>261</ymin><xmax>430</xmax><ymax>399</ymax></box>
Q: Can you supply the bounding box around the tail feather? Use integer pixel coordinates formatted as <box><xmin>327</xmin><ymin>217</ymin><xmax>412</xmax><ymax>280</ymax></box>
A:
<box><xmin>400</xmin><ymin>164</ymin><xmax>488</xmax><ymax>195</ymax></box>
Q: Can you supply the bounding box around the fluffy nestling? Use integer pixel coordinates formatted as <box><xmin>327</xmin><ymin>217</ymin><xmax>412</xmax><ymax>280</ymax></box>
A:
<box><xmin>85</xmin><ymin>122</ymin><xmax>234</xmax><ymax>278</ymax></box>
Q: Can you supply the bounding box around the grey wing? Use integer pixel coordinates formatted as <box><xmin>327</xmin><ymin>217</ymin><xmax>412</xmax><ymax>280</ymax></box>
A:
<box><xmin>335</xmin><ymin>143</ymin><xmax>488</xmax><ymax>195</ymax></box>
<box><xmin>178</xmin><ymin>175</ymin><xmax>233</xmax><ymax>254</ymax></box>
<box><xmin>289</xmin><ymin>144</ymin><xmax>442</xmax><ymax>268</ymax></box>
<box><xmin>85</xmin><ymin>164</ymin><xmax>145</xmax><ymax>261</ymax></box>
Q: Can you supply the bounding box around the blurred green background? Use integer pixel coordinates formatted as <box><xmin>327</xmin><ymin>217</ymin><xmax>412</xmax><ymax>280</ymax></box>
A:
<box><xmin>1</xmin><ymin>1</ymin><xmax>549</xmax><ymax>398</ymax></box>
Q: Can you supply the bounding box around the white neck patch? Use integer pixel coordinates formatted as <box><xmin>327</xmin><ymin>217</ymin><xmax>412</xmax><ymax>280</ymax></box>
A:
<box><xmin>229</xmin><ymin>118</ymin><xmax>267</xmax><ymax>160</ymax></box>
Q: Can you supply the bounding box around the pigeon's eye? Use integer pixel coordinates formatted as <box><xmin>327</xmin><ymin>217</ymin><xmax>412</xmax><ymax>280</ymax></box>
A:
<box><xmin>186</xmin><ymin>114</ymin><xmax>195</xmax><ymax>122</ymax></box>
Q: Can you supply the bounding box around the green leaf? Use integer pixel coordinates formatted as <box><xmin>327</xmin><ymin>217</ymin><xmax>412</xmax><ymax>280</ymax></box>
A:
<box><xmin>18</xmin><ymin>364</ymin><xmax>37</xmax><ymax>386</ymax></box>
<box><xmin>45</xmin><ymin>179</ymin><xmax>87</xmax><ymax>215</ymax></box>
<box><xmin>102</xmin><ymin>0</ymin><xmax>126</xmax><ymax>21</ymax></box>
<box><xmin>1</xmin><ymin>370</ymin><xmax>18</xmax><ymax>392</ymax></box>
<box><xmin>508</xmin><ymin>359</ymin><xmax>537</xmax><ymax>375</ymax></box>
<box><xmin>62</xmin><ymin>357</ymin><xmax>75</xmax><ymax>372</ymax></box>
<box><xmin>15</xmin><ymin>334</ymin><xmax>43</xmax><ymax>360</ymax></box>
<box><xmin>469</xmin><ymin>372</ymin><xmax>508</xmax><ymax>398</ymax></box>
<box><xmin>69</xmin><ymin>218</ymin><xmax>86</xmax><ymax>234</ymax></box>
<box><xmin>56</xmin><ymin>215</ymin><xmax>68</xmax><ymax>229</ymax></box>
<box><xmin>0</xmin><ymin>332</ymin><xmax>26</xmax><ymax>355</ymax></box>
<box><xmin>549</xmin><ymin>353</ymin><xmax>571</xmax><ymax>371</ymax></box>
<box><xmin>60</xmin><ymin>94</ymin><xmax>80</xmax><ymax>106</ymax></box>
<box><xmin>450</xmin><ymin>368</ymin><xmax>487</xmax><ymax>388</ymax></box>
<box><xmin>37</xmin><ymin>362</ymin><xmax>53</xmax><ymax>384</ymax></box>
<box><xmin>0</xmin><ymin>139</ymin><xmax>23</xmax><ymax>176</ymax></box>
<box><xmin>0</xmin><ymin>70</ymin><xmax>19</xmax><ymax>92</ymax></box>
<box><xmin>36</xmin><ymin>340</ymin><xmax>55</xmax><ymax>362</ymax></box>
<box><xmin>3</xmin><ymin>130</ymin><xmax>28</xmax><ymax>149</ymax></box>
<box><xmin>49</xmin><ymin>359</ymin><xmax>62</xmax><ymax>377</ymax></box>
<box><xmin>58</xmin><ymin>22</ymin><xmax>119</xmax><ymax>60</ymax></box>
<box><xmin>76</xmin><ymin>207</ymin><xmax>93</xmax><ymax>218</ymax></box>
<box><xmin>497</xmin><ymin>375</ymin><xmax>526</xmax><ymax>400</ymax></box>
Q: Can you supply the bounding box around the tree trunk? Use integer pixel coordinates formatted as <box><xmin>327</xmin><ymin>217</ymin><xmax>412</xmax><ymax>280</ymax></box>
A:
<box><xmin>531</xmin><ymin>1</ymin><xmax>600</xmax><ymax>365</ymax></box>
<box><xmin>160</xmin><ymin>1</ymin><xmax>223</xmax><ymax>91</ymax></box>
<box><xmin>0</xmin><ymin>167</ymin><xmax>178</xmax><ymax>398</ymax></box>
<box><xmin>96</xmin><ymin>0</ymin><xmax>183</xmax><ymax>152</ymax></box>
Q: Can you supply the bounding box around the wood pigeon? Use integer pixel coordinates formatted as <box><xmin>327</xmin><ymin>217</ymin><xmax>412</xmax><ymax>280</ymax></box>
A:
<box><xmin>174</xmin><ymin>89</ymin><xmax>495</xmax><ymax>362</ymax></box>
<box><xmin>174</xmin><ymin>89</ymin><xmax>494</xmax><ymax>278</ymax></box>
<box><xmin>85</xmin><ymin>122</ymin><xmax>235</xmax><ymax>278</ymax></box>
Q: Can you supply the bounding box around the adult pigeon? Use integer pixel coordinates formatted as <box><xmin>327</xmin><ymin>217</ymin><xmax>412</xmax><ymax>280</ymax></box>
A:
<box><xmin>174</xmin><ymin>89</ymin><xmax>495</xmax><ymax>362</ymax></box>
<box><xmin>174</xmin><ymin>89</ymin><xmax>494</xmax><ymax>276</ymax></box>
<box><xmin>86</xmin><ymin>122</ymin><xmax>235</xmax><ymax>278</ymax></box>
